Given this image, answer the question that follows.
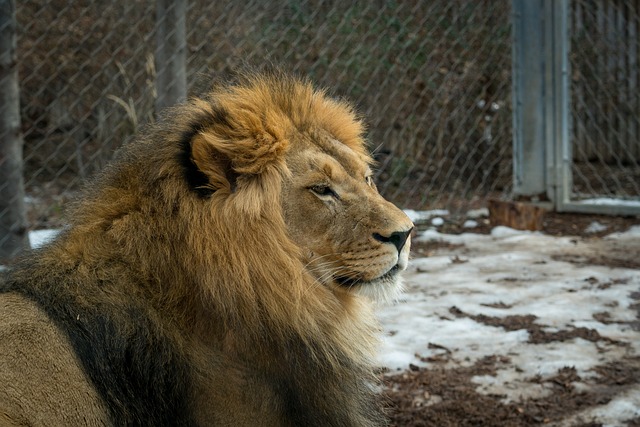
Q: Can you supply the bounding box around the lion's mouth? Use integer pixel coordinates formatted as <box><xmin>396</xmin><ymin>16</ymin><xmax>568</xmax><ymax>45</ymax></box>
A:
<box><xmin>335</xmin><ymin>264</ymin><xmax>400</xmax><ymax>288</ymax></box>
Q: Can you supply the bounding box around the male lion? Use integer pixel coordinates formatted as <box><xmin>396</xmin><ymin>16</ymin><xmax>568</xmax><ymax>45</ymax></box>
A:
<box><xmin>0</xmin><ymin>71</ymin><xmax>413</xmax><ymax>426</ymax></box>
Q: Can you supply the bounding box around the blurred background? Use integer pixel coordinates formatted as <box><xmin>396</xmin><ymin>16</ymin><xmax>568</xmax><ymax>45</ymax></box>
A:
<box><xmin>1</xmin><ymin>0</ymin><xmax>639</xmax><ymax>259</ymax></box>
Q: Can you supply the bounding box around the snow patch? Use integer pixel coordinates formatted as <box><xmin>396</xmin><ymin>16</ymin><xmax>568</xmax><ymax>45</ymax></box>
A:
<box><xmin>463</xmin><ymin>219</ymin><xmax>478</xmax><ymax>228</ymax></box>
<box><xmin>403</xmin><ymin>209</ymin><xmax>449</xmax><ymax>224</ymax></box>
<box><xmin>430</xmin><ymin>217</ymin><xmax>444</xmax><ymax>226</ymax></box>
<box><xmin>29</xmin><ymin>229</ymin><xmax>60</xmax><ymax>249</ymax></box>
<box><xmin>585</xmin><ymin>221</ymin><xmax>608</xmax><ymax>233</ymax></box>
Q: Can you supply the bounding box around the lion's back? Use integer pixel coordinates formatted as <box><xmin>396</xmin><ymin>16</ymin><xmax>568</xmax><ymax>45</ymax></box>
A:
<box><xmin>0</xmin><ymin>292</ymin><xmax>109</xmax><ymax>426</ymax></box>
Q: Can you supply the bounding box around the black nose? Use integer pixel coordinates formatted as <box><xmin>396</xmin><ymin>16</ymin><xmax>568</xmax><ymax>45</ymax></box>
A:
<box><xmin>373</xmin><ymin>228</ymin><xmax>413</xmax><ymax>253</ymax></box>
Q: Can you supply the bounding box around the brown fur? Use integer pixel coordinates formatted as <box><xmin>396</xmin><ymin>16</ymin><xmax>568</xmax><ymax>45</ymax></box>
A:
<box><xmin>0</xmin><ymin>71</ymin><xmax>412</xmax><ymax>426</ymax></box>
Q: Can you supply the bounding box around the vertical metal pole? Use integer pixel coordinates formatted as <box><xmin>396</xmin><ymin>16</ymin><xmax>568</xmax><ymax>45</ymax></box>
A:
<box><xmin>0</xmin><ymin>0</ymin><xmax>30</xmax><ymax>260</ymax></box>
<box><xmin>511</xmin><ymin>0</ymin><xmax>547</xmax><ymax>200</ymax></box>
<box><xmin>155</xmin><ymin>0</ymin><xmax>187</xmax><ymax>114</ymax></box>
<box><xmin>546</xmin><ymin>0</ymin><xmax>571</xmax><ymax>210</ymax></box>
<box><xmin>512</xmin><ymin>0</ymin><xmax>570</xmax><ymax>208</ymax></box>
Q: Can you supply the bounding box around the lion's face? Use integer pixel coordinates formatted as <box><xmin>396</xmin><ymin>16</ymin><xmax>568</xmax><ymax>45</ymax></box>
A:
<box><xmin>282</xmin><ymin>129</ymin><xmax>413</xmax><ymax>302</ymax></box>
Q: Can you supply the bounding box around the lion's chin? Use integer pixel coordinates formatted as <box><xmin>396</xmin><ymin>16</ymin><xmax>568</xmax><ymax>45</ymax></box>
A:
<box><xmin>335</xmin><ymin>268</ymin><xmax>405</xmax><ymax>305</ymax></box>
<box><xmin>351</xmin><ymin>275</ymin><xmax>404</xmax><ymax>305</ymax></box>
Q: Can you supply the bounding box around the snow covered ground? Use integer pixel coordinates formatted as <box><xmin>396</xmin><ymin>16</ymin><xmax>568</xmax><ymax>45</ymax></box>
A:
<box><xmin>377</xmin><ymin>224</ymin><xmax>640</xmax><ymax>426</ymax></box>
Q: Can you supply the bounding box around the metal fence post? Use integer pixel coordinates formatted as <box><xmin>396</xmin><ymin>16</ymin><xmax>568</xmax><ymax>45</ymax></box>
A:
<box><xmin>512</xmin><ymin>0</ymin><xmax>571</xmax><ymax>209</ymax></box>
<box><xmin>155</xmin><ymin>0</ymin><xmax>187</xmax><ymax>113</ymax></box>
<box><xmin>512</xmin><ymin>0</ymin><xmax>547</xmax><ymax>201</ymax></box>
<box><xmin>0</xmin><ymin>0</ymin><xmax>30</xmax><ymax>260</ymax></box>
<box><xmin>545</xmin><ymin>0</ymin><xmax>571</xmax><ymax>212</ymax></box>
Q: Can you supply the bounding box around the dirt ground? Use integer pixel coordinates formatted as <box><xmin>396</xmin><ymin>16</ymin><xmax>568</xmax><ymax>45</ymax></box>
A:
<box><xmin>382</xmin><ymin>212</ymin><xmax>640</xmax><ymax>426</ymax></box>
<box><xmin>382</xmin><ymin>354</ymin><xmax>640</xmax><ymax>426</ymax></box>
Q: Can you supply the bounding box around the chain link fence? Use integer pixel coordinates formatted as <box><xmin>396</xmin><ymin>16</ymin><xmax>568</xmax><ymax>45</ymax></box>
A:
<box><xmin>570</xmin><ymin>0</ymin><xmax>640</xmax><ymax>202</ymax></box>
<box><xmin>6</xmin><ymin>0</ymin><xmax>638</xmax><ymax>259</ymax></box>
<box><xmin>6</xmin><ymin>0</ymin><xmax>513</xmax><ymax>243</ymax></box>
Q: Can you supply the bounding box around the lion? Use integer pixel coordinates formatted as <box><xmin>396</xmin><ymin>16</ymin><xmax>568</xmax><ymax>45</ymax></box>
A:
<box><xmin>0</xmin><ymin>71</ymin><xmax>413</xmax><ymax>426</ymax></box>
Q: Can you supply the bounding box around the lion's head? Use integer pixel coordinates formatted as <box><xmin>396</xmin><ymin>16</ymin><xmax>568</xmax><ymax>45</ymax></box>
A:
<box><xmin>185</xmin><ymin>72</ymin><xmax>413</xmax><ymax>305</ymax></box>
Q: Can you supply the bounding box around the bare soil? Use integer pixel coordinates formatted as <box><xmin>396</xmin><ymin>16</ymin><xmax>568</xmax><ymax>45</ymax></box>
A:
<box><xmin>383</xmin><ymin>212</ymin><xmax>640</xmax><ymax>426</ymax></box>
<box><xmin>382</xmin><ymin>354</ymin><xmax>640</xmax><ymax>427</ymax></box>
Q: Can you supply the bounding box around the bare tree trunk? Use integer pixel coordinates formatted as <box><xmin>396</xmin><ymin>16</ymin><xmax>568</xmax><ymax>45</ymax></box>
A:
<box><xmin>0</xmin><ymin>0</ymin><xmax>29</xmax><ymax>261</ymax></box>
<box><xmin>155</xmin><ymin>0</ymin><xmax>187</xmax><ymax>114</ymax></box>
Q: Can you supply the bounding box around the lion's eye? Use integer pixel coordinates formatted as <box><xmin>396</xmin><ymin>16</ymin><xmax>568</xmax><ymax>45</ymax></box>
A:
<box><xmin>310</xmin><ymin>184</ymin><xmax>338</xmax><ymax>198</ymax></box>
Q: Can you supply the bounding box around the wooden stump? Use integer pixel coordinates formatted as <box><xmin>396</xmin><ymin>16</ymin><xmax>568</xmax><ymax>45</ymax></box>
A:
<box><xmin>488</xmin><ymin>199</ymin><xmax>546</xmax><ymax>231</ymax></box>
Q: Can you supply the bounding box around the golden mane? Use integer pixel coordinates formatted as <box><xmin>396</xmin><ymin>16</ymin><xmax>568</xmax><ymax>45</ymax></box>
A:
<box><xmin>67</xmin><ymin>73</ymin><xmax>376</xmax><ymax>356</ymax></box>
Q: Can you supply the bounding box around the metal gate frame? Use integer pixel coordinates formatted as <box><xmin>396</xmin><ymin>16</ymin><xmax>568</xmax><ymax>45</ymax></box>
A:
<box><xmin>512</xmin><ymin>0</ymin><xmax>640</xmax><ymax>216</ymax></box>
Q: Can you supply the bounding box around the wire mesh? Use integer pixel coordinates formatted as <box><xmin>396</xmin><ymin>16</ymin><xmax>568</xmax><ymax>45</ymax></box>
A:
<box><xmin>12</xmin><ymin>0</ymin><xmax>513</xmax><ymax>222</ymax></box>
<box><xmin>570</xmin><ymin>0</ymin><xmax>640</xmax><ymax>202</ymax></box>
<box><xmin>3</xmin><ymin>0</ymin><xmax>517</xmax><ymax>256</ymax></box>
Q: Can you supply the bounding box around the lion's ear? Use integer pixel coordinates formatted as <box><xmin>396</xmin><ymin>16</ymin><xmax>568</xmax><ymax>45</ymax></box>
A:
<box><xmin>187</xmin><ymin>103</ymin><xmax>289</xmax><ymax>197</ymax></box>
<box><xmin>189</xmin><ymin>129</ymin><xmax>285</xmax><ymax>219</ymax></box>
<box><xmin>190</xmin><ymin>133</ymin><xmax>239</xmax><ymax>194</ymax></box>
